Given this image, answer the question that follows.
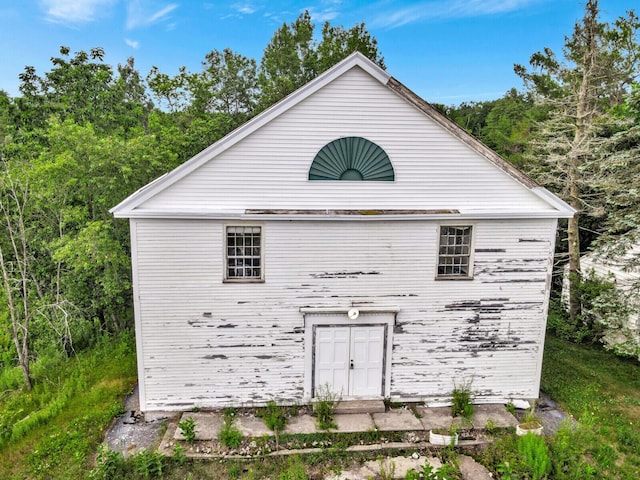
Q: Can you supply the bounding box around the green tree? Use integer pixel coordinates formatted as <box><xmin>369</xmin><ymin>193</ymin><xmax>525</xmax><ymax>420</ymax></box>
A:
<box><xmin>481</xmin><ymin>89</ymin><xmax>547</xmax><ymax>167</ymax></box>
<box><xmin>186</xmin><ymin>48</ymin><xmax>258</xmax><ymax>120</ymax></box>
<box><xmin>258</xmin><ymin>11</ymin><xmax>317</xmax><ymax>110</ymax></box>
<box><xmin>515</xmin><ymin>0</ymin><xmax>640</xmax><ymax>325</ymax></box>
<box><xmin>32</xmin><ymin>119</ymin><xmax>177</xmax><ymax>335</ymax></box>
<box><xmin>17</xmin><ymin>47</ymin><xmax>151</xmax><ymax>135</ymax></box>
<box><xmin>592</xmin><ymin>84</ymin><xmax>640</xmax><ymax>244</ymax></box>
<box><xmin>146</xmin><ymin>65</ymin><xmax>190</xmax><ymax>113</ymax></box>
<box><xmin>257</xmin><ymin>11</ymin><xmax>384</xmax><ymax>110</ymax></box>
<box><xmin>433</xmin><ymin>100</ymin><xmax>496</xmax><ymax>138</ymax></box>
<box><xmin>316</xmin><ymin>21</ymin><xmax>385</xmax><ymax>72</ymax></box>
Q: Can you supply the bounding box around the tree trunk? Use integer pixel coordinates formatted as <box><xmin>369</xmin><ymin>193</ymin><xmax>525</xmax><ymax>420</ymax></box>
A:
<box><xmin>15</xmin><ymin>339</ymin><xmax>32</xmax><ymax>390</ymax></box>
<box><xmin>567</xmin><ymin>209</ymin><xmax>581</xmax><ymax>324</ymax></box>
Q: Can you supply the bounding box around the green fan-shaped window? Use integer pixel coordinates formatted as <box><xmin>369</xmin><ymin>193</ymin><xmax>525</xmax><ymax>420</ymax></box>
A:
<box><xmin>309</xmin><ymin>137</ymin><xmax>394</xmax><ymax>181</ymax></box>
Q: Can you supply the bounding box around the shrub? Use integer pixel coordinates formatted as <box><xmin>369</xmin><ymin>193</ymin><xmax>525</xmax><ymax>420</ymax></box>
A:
<box><xmin>550</xmin><ymin>273</ymin><xmax>638</xmax><ymax>358</ymax></box>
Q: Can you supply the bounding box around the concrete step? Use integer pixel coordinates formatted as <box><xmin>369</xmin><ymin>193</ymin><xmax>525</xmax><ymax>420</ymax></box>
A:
<box><xmin>334</xmin><ymin>400</ymin><xmax>386</xmax><ymax>414</ymax></box>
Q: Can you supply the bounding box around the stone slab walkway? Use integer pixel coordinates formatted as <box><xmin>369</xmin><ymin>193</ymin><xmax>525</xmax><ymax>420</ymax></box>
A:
<box><xmin>373</xmin><ymin>409</ymin><xmax>423</xmax><ymax>431</ymax></box>
<box><xmin>173</xmin><ymin>405</ymin><xmax>517</xmax><ymax>441</ymax></box>
<box><xmin>472</xmin><ymin>404</ymin><xmax>519</xmax><ymax>429</ymax></box>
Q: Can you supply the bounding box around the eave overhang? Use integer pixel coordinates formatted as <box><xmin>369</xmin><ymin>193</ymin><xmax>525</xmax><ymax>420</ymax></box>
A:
<box><xmin>115</xmin><ymin>208</ymin><xmax>574</xmax><ymax>221</ymax></box>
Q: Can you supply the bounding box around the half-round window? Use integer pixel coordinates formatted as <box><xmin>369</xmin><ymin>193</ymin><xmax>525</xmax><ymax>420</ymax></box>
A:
<box><xmin>308</xmin><ymin>137</ymin><xmax>394</xmax><ymax>181</ymax></box>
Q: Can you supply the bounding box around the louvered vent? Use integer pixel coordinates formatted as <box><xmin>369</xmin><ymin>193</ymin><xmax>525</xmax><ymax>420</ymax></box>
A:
<box><xmin>309</xmin><ymin>137</ymin><xmax>394</xmax><ymax>181</ymax></box>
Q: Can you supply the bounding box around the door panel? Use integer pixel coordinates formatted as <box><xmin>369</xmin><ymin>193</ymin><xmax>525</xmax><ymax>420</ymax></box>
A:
<box><xmin>349</xmin><ymin>326</ymin><xmax>384</xmax><ymax>396</ymax></box>
<box><xmin>315</xmin><ymin>327</ymin><xmax>350</xmax><ymax>396</ymax></box>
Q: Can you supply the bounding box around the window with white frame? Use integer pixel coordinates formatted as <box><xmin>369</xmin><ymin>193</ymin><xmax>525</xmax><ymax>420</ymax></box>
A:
<box><xmin>225</xmin><ymin>226</ymin><xmax>262</xmax><ymax>281</ymax></box>
<box><xmin>437</xmin><ymin>226</ymin><xmax>473</xmax><ymax>278</ymax></box>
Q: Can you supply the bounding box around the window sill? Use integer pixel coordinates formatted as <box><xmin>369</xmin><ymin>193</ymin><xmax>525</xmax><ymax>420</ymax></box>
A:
<box><xmin>435</xmin><ymin>276</ymin><xmax>474</xmax><ymax>281</ymax></box>
<box><xmin>223</xmin><ymin>279</ymin><xmax>265</xmax><ymax>284</ymax></box>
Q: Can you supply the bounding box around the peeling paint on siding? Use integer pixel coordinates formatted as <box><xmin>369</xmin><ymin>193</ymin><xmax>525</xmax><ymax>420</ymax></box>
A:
<box><xmin>310</xmin><ymin>271</ymin><xmax>381</xmax><ymax>279</ymax></box>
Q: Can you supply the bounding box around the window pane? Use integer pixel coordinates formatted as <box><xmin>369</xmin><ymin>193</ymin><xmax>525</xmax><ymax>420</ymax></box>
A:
<box><xmin>437</xmin><ymin>226</ymin><xmax>472</xmax><ymax>278</ymax></box>
<box><xmin>226</xmin><ymin>226</ymin><xmax>262</xmax><ymax>280</ymax></box>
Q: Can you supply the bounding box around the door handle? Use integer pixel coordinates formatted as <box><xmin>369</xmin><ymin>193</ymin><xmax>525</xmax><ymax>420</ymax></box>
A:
<box><xmin>350</xmin><ymin>360</ymin><xmax>354</xmax><ymax>370</ymax></box>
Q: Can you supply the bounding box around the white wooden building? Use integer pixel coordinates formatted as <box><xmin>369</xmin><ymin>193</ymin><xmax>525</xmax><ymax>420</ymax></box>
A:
<box><xmin>111</xmin><ymin>53</ymin><xmax>575</xmax><ymax>412</ymax></box>
<box><xmin>564</xmin><ymin>239</ymin><xmax>640</xmax><ymax>330</ymax></box>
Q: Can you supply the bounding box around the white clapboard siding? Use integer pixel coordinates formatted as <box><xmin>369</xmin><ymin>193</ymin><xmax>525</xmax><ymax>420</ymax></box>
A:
<box><xmin>138</xmin><ymin>68</ymin><xmax>551</xmax><ymax>214</ymax></box>
<box><xmin>577</xmin><ymin>242</ymin><xmax>640</xmax><ymax>329</ymax></box>
<box><xmin>132</xmin><ymin>217</ymin><xmax>556</xmax><ymax>410</ymax></box>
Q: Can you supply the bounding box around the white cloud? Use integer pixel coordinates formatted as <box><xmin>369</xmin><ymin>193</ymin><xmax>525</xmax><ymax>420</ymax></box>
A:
<box><xmin>126</xmin><ymin>0</ymin><xmax>179</xmax><ymax>29</ymax></box>
<box><xmin>40</xmin><ymin>0</ymin><xmax>116</xmax><ymax>24</ymax></box>
<box><xmin>306</xmin><ymin>7</ymin><xmax>339</xmax><ymax>23</ymax></box>
<box><xmin>371</xmin><ymin>0</ymin><xmax>543</xmax><ymax>29</ymax></box>
<box><xmin>232</xmin><ymin>3</ymin><xmax>256</xmax><ymax>15</ymax></box>
<box><xmin>125</xmin><ymin>38</ymin><xmax>140</xmax><ymax>48</ymax></box>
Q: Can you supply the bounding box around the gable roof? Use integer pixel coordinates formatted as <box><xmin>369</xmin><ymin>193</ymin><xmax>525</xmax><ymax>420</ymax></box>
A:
<box><xmin>111</xmin><ymin>52</ymin><xmax>575</xmax><ymax>219</ymax></box>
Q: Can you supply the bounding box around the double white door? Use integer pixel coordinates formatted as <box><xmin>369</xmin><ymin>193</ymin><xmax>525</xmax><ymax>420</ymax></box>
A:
<box><xmin>314</xmin><ymin>325</ymin><xmax>385</xmax><ymax>398</ymax></box>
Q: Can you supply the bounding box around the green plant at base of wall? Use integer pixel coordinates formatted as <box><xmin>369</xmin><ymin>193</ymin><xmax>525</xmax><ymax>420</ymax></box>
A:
<box><xmin>177</xmin><ymin>417</ymin><xmax>196</xmax><ymax>443</ymax></box>
<box><xmin>260</xmin><ymin>400</ymin><xmax>287</xmax><ymax>433</ymax></box>
<box><xmin>451</xmin><ymin>379</ymin><xmax>474</xmax><ymax>421</ymax></box>
<box><xmin>219</xmin><ymin>410</ymin><xmax>243</xmax><ymax>449</ymax></box>
<box><xmin>313</xmin><ymin>384</ymin><xmax>341</xmax><ymax>430</ymax></box>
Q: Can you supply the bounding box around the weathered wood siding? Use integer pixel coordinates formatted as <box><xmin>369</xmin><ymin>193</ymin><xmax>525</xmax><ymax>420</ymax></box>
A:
<box><xmin>139</xmin><ymin>67</ymin><xmax>552</xmax><ymax>215</ymax></box>
<box><xmin>132</xmin><ymin>217</ymin><xmax>556</xmax><ymax>410</ymax></box>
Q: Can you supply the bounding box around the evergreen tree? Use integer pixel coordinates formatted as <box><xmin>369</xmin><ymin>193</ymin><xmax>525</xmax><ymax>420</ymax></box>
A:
<box><xmin>515</xmin><ymin>0</ymin><xmax>640</xmax><ymax>324</ymax></box>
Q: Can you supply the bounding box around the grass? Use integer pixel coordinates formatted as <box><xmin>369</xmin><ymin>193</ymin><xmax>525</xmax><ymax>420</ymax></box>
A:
<box><xmin>481</xmin><ymin>334</ymin><xmax>640</xmax><ymax>480</ymax></box>
<box><xmin>539</xmin><ymin>334</ymin><xmax>640</xmax><ymax>478</ymax></box>
<box><xmin>0</xmin><ymin>332</ymin><xmax>137</xmax><ymax>479</ymax></box>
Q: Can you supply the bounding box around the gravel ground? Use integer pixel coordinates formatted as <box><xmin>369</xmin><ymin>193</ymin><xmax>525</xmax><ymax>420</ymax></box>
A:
<box><xmin>536</xmin><ymin>391</ymin><xmax>576</xmax><ymax>435</ymax></box>
<box><xmin>104</xmin><ymin>385</ymin><xmax>178</xmax><ymax>456</ymax></box>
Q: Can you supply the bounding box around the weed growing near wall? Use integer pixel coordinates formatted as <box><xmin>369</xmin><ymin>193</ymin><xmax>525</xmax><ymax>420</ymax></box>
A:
<box><xmin>219</xmin><ymin>408</ymin><xmax>243</xmax><ymax>449</ymax></box>
<box><xmin>177</xmin><ymin>416</ymin><xmax>196</xmax><ymax>443</ymax></box>
<box><xmin>260</xmin><ymin>400</ymin><xmax>287</xmax><ymax>433</ymax></box>
<box><xmin>451</xmin><ymin>379</ymin><xmax>474</xmax><ymax>421</ymax></box>
<box><xmin>313</xmin><ymin>383</ymin><xmax>341</xmax><ymax>430</ymax></box>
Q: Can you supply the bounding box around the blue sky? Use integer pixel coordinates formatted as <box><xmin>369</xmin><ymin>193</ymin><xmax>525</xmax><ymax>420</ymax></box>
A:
<box><xmin>0</xmin><ymin>1</ymin><xmax>635</xmax><ymax>104</ymax></box>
